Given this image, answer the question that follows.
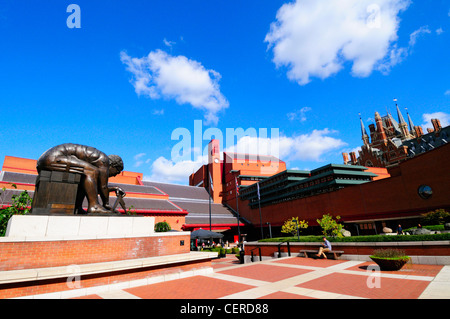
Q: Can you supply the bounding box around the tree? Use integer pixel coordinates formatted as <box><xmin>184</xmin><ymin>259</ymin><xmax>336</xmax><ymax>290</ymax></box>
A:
<box><xmin>421</xmin><ymin>209</ymin><xmax>450</xmax><ymax>225</ymax></box>
<box><xmin>0</xmin><ymin>185</ymin><xmax>33</xmax><ymax>236</ymax></box>
<box><xmin>154</xmin><ymin>221</ymin><xmax>171</xmax><ymax>232</ymax></box>
<box><xmin>317</xmin><ymin>213</ymin><xmax>343</xmax><ymax>238</ymax></box>
<box><xmin>281</xmin><ymin>217</ymin><xmax>308</xmax><ymax>236</ymax></box>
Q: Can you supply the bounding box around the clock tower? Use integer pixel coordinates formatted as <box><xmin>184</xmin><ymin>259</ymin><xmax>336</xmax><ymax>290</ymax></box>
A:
<box><xmin>207</xmin><ymin>139</ymin><xmax>222</xmax><ymax>203</ymax></box>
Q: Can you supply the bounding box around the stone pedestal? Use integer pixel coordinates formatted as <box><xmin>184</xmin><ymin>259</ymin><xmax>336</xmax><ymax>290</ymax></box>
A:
<box><xmin>31</xmin><ymin>170</ymin><xmax>82</xmax><ymax>215</ymax></box>
<box><xmin>5</xmin><ymin>215</ymin><xmax>155</xmax><ymax>238</ymax></box>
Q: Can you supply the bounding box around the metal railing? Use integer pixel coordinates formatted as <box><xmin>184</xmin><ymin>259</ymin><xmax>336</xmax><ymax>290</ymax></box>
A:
<box><xmin>250</xmin><ymin>247</ymin><xmax>262</xmax><ymax>262</ymax></box>
<box><xmin>277</xmin><ymin>241</ymin><xmax>291</xmax><ymax>258</ymax></box>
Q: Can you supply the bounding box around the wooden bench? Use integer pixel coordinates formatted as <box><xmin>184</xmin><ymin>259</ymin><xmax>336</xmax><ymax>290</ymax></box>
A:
<box><xmin>300</xmin><ymin>250</ymin><xmax>344</xmax><ymax>260</ymax></box>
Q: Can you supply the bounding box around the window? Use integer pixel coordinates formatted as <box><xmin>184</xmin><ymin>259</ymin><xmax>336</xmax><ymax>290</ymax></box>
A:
<box><xmin>418</xmin><ymin>185</ymin><xmax>432</xmax><ymax>199</ymax></box>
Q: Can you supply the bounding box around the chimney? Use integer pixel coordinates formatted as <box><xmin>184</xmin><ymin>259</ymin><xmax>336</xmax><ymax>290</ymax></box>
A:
<box><xmin>375</xmin><ymin>112</ymin><xmax>387</xmax><ymax>142</ymax></box>
<box><xmin>431</xmin><ymin>118</ymin><xmax>441</xmax><ymax>132</ymax></box>
<box><xmin>350</xmin><ymin>152</ymin><xmax>357</xmax><ymax>164</ymax></box>
<box><xmin>385</xmin><ymin>117</ymin><xmax>394</xmax><ymax>133</ymax></box>
<box><xmin>414</xmin><ymin>126</ymin><xmax>423</xmax><ymax>138</ymax></box>
<box><xmin>427</xmin><ymin>128</ymin><xmax>434</xmax><ymax>133</ymax></box>
<box><xmin>342</xmin><ymin>152</ymin><xmax>349</xmax><ymax>165</ymax></box>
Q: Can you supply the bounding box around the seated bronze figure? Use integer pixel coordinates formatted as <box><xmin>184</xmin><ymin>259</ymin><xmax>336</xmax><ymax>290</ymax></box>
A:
<box><xmin>36</xmin><ymin>143</ymin><xmax>125</xmax><ymax>214</ymax></box>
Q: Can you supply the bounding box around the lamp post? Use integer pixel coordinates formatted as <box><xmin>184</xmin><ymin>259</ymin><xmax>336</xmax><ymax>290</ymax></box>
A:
<box><xmin>294</xmin><ymin>219</ymin><xmax>300</xmax><ymax>241</ymax></box>
<box><xmin>266</xmin><ymin>222</ymin><xmax>272</xmax><ymax>238</ymax></box>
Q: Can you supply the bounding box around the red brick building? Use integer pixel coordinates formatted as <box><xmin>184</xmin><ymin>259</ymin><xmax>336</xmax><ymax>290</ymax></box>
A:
<box><xmin>191</xmin><ymin>138</ymin><xmax>450</xmax><ymax>239</ymax></box>
<box><xmin>343</xmin><ymin>105</ymin><xmax>450</xmax><ymax>168</ymax></box>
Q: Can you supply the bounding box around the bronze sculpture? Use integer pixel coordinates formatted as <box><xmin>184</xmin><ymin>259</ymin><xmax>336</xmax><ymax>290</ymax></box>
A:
<box><xmin>36</xmin><ymin>143</ymin><xmax>126</xmax><ymax>214</ymax></box>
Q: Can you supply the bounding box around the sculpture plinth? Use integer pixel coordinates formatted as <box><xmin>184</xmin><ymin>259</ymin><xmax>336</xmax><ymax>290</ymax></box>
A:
<box><xmin>31</xmin><ymin>170</ymin><xmax>82</xmax><ymax>215</ymax></box>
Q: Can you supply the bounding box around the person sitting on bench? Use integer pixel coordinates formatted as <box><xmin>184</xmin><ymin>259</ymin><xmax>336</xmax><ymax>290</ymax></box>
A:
<box><xmin>316</xmin><ymin>236</ymin><xmax>332</xmax><ymax>259</ymax></box>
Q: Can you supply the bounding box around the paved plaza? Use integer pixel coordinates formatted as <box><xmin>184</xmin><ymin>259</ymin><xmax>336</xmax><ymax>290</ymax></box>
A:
<box><xmin>74</xmin><ymin>255</ymin><xmax>450</xmax><ymax>300</ymax></box>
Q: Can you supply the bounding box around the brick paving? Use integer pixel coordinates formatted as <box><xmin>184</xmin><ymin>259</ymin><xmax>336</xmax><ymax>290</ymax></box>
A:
<box><xmin>124</xmin><ymin>276</ymin><xmax>254</xmax><ymax>299</ymax></box>
<box><xmin>73</xmin><ymin>255</ymin><xmax>450</xmax><ymax>299</ymax></box>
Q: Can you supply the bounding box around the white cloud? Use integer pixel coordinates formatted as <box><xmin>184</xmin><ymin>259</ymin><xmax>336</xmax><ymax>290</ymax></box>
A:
<box><xmin>408</xmin><ymin>26</ymin><xmax>431</xmax><ymax>47</ymax></box>
<box><xmin>146</xmin><ymin>155</ymin><xmax>206</xmax><ymax>184</ymax></box>
<box><xmin>436</xmin><ymin>28</ymin><xmax>444</xmax><ymax>35</ymax></box>
<box><xmin>287</xmin><ymin>106</ymin><xmax>311</xmax><ymax>122</ymax></box>
<box><xmin>225</xmin><ymin>129</ymin><xmax>347</xmax><ymax>162</ymax></box>
<box><xmin>152</xmin><ymin>109</ymin><xmax>164</xmax><ymax>115</ymax></box>
<box><xmin>163</xmin><ymin>38</ymin><xmax>176</xmax><ymax>47</ymax></box>
<box><xmin>265</xmin><ymin>0</ymin><xmax>411</xmax><ymax>85</ymax></box>
<box><xmin>133</xmin><ymin>152</ymin><xmax>147</xmax><ymax>168</ymax></box>
<box><xmin>378</xmin><ymin>25</ymin><xmax>432</xmax><ymax>73</ymax></box>
<box><xmin>421</xmin><ymin>112</ymin><xmax>450</xmax><ymax>130</ymax></box>
<box><xmin>144</xmin><ymin>128</ymin><xmax>347</xmax><ymax>183</ymax></box>
<box><xmin>121</xmin><ymin>49</ymin><xmax>229</xmax><ymax>124</ymax></box>
<box><xmin>444</xmin><ymin>90</ymin><xmax>450</xmax><ymax>96</ymax></box>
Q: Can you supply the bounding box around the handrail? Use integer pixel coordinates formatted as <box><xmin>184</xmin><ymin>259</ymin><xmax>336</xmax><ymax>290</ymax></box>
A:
<box><xmin>277</xmin><ymin>241</ymin><xmax>291</xmax><ymax>258</ymax></box>
<box><xmin>250</xmin><ymin>247</ymin><xmax>262</xmax><ymax>262</ymax></box>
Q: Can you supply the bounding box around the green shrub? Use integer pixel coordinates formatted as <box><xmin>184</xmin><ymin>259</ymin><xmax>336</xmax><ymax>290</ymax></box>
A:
<box><xmin>281</xmin><ymin>217</ymin><xmax>308</xmax><ymax>236</ymax></box>
<box><xmin>317</xmin><ymin>214</ymin><xmax>343</xmax><ymax>238</ymax></box>
<box><xmin>0</xmin><ymin>187</ymin><xmax>32</xmax><ymax>236</ymax></box>
<box><xmin>154</xmin><ymin>221</ymin><xmax>171</xmax><ymax>232</ymax></box>
<box><xmin>371</xmin><ymin>249</ymin><xmax>408</xmax><ymax>259</ymax></box>
<box><xmin>421</xmin><ymin>209</ymin><xmax>450</xmax><ymax>225</ymax></box>
<box><xmin>259</xmin><ymin>233</ymin><xmax>450</xmax><ymax>243</ymax></box>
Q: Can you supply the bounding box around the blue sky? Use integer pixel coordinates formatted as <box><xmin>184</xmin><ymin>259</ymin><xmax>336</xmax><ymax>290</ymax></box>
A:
<box><xmin>0</xmin><ymin>0</ymin><xmax>448</xmax><ymax>184</ymax></box>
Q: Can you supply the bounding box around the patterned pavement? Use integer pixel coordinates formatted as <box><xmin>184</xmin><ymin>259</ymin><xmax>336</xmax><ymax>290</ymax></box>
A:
<box><xmin>74</xmin><ymin>255</ymin><xmax>450</xmax><ymax>300</ymax></box>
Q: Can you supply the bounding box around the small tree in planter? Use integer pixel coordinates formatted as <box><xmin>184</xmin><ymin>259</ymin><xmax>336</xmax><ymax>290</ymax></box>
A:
<box><xmin>317</xmin><ymin>213</ymin><xmax>343</xmax><ymax>238</ymax></box>
<box><xmin>281</xmin><ymin>217</ymin><xmax>308</xmax><ymax>237</ymax></box>
<box><xmin>154</xmin><ymin>221</ymin><xmax>171</xmax><ymax>232</ymax></box>
<box><xmin>370</xmin><ymin>249</ymin><xmax>410</xmax><ymax>271</ymax></box>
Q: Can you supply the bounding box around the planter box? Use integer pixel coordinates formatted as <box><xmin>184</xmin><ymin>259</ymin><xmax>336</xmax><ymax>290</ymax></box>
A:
<box><xmin>369</xmin><ymin>256</ymin><xmax>410</xmax><ymax>271</ymax></box>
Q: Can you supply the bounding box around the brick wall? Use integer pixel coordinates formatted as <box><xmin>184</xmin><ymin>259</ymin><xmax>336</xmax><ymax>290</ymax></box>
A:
<box><xmin>0</xmin><ymin>234</ymin><xmax>190</xmax><ymax>271</ymax></box>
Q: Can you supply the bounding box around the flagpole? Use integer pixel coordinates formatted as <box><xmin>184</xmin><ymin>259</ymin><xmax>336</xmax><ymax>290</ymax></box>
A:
<box><xmin>257</xmin><ymin>183</ymin><xmax>263</xmax><ymax>239</ymax></box>
<box><xmin>235</xmin><ymin>176</ymin><xmax>241</xmax><ymax>244</ymax></box>
<box><xmin>209</xmin><ymin>172</ymin><xmax>212</xmax><ymax>232</ymax></box>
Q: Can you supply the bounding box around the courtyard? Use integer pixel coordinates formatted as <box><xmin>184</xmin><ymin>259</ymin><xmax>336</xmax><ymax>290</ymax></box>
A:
<box><xmin>72</xmin><ymin>255</ymin><xmax>449</xmax><ymax>300</ymax></box>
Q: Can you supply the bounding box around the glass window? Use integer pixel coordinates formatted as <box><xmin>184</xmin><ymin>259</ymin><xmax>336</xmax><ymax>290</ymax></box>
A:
<box><xmin>418</xmin><ymin>185</ymin><xmax>432</xmax><ymax>199</ymax></box>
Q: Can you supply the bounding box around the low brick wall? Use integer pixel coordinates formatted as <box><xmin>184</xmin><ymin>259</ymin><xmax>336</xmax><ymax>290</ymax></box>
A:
<box><xmin>0</xmin><ymin>233</ymin><xmax>190</xmax><ymax>271</ymax></box>
<box><xmin>244</xmin><ymin>241</ymin><xmax>450</xmax><ymax>264</ymax></box>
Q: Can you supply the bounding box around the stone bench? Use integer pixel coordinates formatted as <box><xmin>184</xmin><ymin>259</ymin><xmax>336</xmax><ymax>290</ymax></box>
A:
<box><xmin>299</xmin><ymin>249</ymin><xmax>344</xmax><ymax>260</ymax></box>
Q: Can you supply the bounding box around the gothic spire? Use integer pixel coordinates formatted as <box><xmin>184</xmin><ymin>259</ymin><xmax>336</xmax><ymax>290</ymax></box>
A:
<box><xmin>395</xmin><ymin>99</ymin><xmax>409</xmax><ymax>139</ymax></box>
<box><xmin>405</xmin><ymin>108</ymin><xmax>415</xmax><ymax>134</ymax></box>
<box><xmin>395</xmin><ymin>100</ymin><xmax>407</xmax><ymax>125</ymax></box>
<box><xmin>359</xmin><ymin>113</ymin><xmax>368</xmax><ymax>136</ymax></box>
<box><xmin>359</xmin><ymin>113</ymin><xmax>369</xmax><ymax>146</ymax></box>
